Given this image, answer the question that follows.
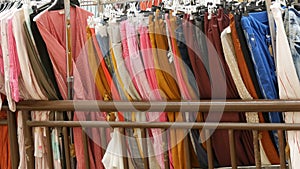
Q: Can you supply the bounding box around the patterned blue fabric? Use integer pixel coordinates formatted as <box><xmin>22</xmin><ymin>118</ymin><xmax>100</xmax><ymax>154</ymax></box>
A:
<box><xmin>285</xmin><ymin>8</ymin><xmax>300</xmax><ymax>81</ymax></box>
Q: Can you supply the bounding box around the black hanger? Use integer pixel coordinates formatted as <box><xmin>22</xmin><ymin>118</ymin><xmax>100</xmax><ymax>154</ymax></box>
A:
<box><xmin>194</xmin><ymin>5</ymin><xmax>206</xmax><ymax>18</ymax></box>
<box><xmin>32</xmin><ymin>2</ymin><xmax>52</xmax><ymax>13</ymax></box>
<box><xmin>157</xmin><ymin>2</ymin><xmax>170</xmax><ymax>17</ymax></box>
<box><xmin>286</xmin><ymin>0</ymin><xmax>292</xmax><ymax>7</ymax></box>
<box><xmin>176</xmin><ymin>12</ymin><xmax>184</xmax><ymax>18</ymax></box>
<box><xmin>141</xmin><ymin>10</ymin><xmax>152</xmax><ymax>17</ymax></box>
<box><xmin>245</xmin><ymin>0</ymin><xmax>266</xmax><ymax>13</ymax></box>
<box><xmin>294</xmin><ymin>3</ymin><xmax>300</xmax><ymax>10</ymax></box>
<box><xmin>0</xmin><ymin>3</ymin><xmax>6</xmax><ymax>11</ymax></box>
<box><xmin>16</xmin><ymin>1</ymin><xmax>23</xmax><ymax>9</ymax></box>
<box><xmin>151</xmin><ymin>5</ymin><xmax>159</xmax><ymax>12</ymax></box>
<box><xmin>239</xmin><ymin>1</ymin><xmax>249</xmax><ymax>16</ymax></box>
<box><xmin>223</xmin><ymin>1</ymin><xmax>236</xmax><ymax>13</ymax></box>
<box><xmin>1</xmin><ymin>1</ymin><xmax>15</xmax><ymax>12</ymax></box>
<box><xmin>48</xmin><ymin>0</ymin><xmax>80</xmax><ymax>11</ymax></box>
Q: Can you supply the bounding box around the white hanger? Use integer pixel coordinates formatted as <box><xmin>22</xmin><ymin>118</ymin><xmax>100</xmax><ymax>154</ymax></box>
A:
<box><xmin>127</xmin><ymin>2</ymin><xmax>139</xmax><ymax>17</ymax></box>
<box><xmin>163</xmin><ymin>0</ymin><xmax>173</xmax><ymax>11</ymax></box>
<box><xmin>30</xmin><ymin>0</ymin><xmax>50</xmax><ymax>7</ymax></box>
<box><xmin>93</xmin><ymin>13</ymin><xmax>104</xmax><ymax>27</ymax></box>
<box><xmin>0</xmin><ymin>2</ymin><xmax>8</xmax><ymax>12</ymax></box>
<box><xmin>87</xmin><ymin>15</ymin><xmax>95</xmax><ymax>28</ymax></box>
<box><xmin>187</xmin><ymin>6</ymin><xmax>196</xmax><ymax>20</ymax></box>
<box><xmin>115</xmin><ymin>6</ymin><xmax>124</xmax><ymax>17</ymax></box>
<box><xmin>107</xmin><ymin>4</ymin><xmax>123</xmax><ymax>23</ymax></box>
<box><xmin>271</xmin><ymin>0</ymin><xmax>284</xmax><ymax>13</ymax></box>
<box><xmin>171</xmin><ymin>0</ymin><xmax>179</xmax><ymax>16</ymax></box>
<box><xmin>207</xmin><ymin>2</ymin><xmax>215</xmax><ymax>20</ymax></box>
<box><xmin>3</xmin><ymin>1</ymin><xmax>19</xmax><ymax>13</ymax></box>
<box><xmin>183</xmin><ymin>0</ymin><xmax>190</xmax><ymax>5</ymax></box>
<box><xmin>275</xmin><ymin>0</ymin><xmax>286</xmax><ymax>7</ymax></box>
<box><xmin>255</xmin><ymin>0</ymin><xmax>262</xmax><ymax>6</ymax></box>
<box><xmin>103</xmin><ymin>4</ymin><xmax>112</xmax><ymax>18</ymax></box>
<box><xmin>182</xmin><ymin>0</ymin><xmax>199</xmax><ymax>20</ymax></box>
<box><xmin>0</xmin><ymin>1</ymin><xmax>14</xmax><ymax>13</ymax></box>
<box><xmin>33</xmin><ymin>0</ymin><xmax>60</xmax><ymax>21</ymax></box>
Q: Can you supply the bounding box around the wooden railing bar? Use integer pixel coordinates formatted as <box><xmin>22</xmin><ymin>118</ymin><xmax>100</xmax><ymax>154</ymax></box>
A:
<box><xmin>1</xmin><ymin>100</ymin><xmax>299</xmax><ymax>112</ymax></box>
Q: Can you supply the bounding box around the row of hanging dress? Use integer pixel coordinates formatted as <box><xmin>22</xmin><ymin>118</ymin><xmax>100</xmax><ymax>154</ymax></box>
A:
<box><xmin>1</xmin><ymin>0</ymin><xmax>300</xmax><ymax>168</ymax></box>
<box><xmin>0</xmin><ymin>5</ymin><xmax>12</xmax><ymax>169</ymax></box>
<box><xmin>82</xmin><ymin>6</ymin><xmax>262</xmax><ymax>169</ymax></box>
<box><xmin>0</xmin><ymin>2</ymin><xmax>56</xmax><ymax>169</ymax></box>
<box><xmin>0</xmin><ymin>2</ymin><xmax>266</xmax><ymax>169</ymax></box>
<box><xmin>220</xmin><ymin>2</ymin><xmax>300</xmax><ymax>169</ymax></box>
<box><xmin>37</xmin><ymin>3</ymin><xmax>293</xmax><ymax>169</ymax></box>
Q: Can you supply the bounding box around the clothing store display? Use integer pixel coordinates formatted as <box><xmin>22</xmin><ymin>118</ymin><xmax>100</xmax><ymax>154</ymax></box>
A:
<box><xmin>1</xmin><ymin>0</ymin><xmax>300</xmax><ymax>169</ymax></box>
<box><xmin>221</xmin><ymin>26</ymin><xmax>270</xmax><ymax>164</ymax></box>
<box><xmin>106</xmin><ymin>22</ymin><xmax>145</xmax><ymax>169</ymax></box>
<box><xmin>138</xmin><ymin>21</ymin><xmax>167</xmax><ymax>169</ymax></box>
<box><xmin>182</xmin><ymin>15</ymin><xmax>214</xmax><ymax>168</ymax></box>
<box><xmin>229</xmin><ymin>13</ymin><xmax>280</xmax><ymax>164</ymax></box>
<box><xmin>241</xmin><ymin>11</ymin><xmax>283</xmax><ymax>152</ymax></box>
<box><xmin>204</xmin><ymin>9</ymin><xmax>255</xmax><ymax>166</ymax></box>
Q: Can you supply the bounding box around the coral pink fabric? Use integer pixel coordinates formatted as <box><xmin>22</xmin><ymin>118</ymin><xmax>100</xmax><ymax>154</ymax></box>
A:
<box><xmin>36</xmin><ymin>7</ymin><xmax>92</xmax><ymax>100</ymax></box>
<box><xmin>120</xmin><ymin>21</ymin><xmax>141</xmax><ymax>97</ymax></box>
<box><xmin>7</xmin><ymin>19</ymin><xmax>20</xmax><ymax>102</ymax></box>
<box><xmin>137</xmin><ymin>23</ymin><xmax>166</xmax><ymax>169</ymax></box>
<box><xmin>36</xmin><ymin>7</ymin><xmax>96</xmax><ymax>169</ymax></box>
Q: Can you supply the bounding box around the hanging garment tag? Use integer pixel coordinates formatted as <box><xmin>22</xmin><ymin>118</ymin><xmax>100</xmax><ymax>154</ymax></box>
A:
<box><xmin>168</xmin><ymin>51</ymin><xmax>174</xmax><ymax>63</ymax></box>
<box><xmin>266</xmin><ymin>35</ymin><xmax>274</xmax><ymax>57</ymax></box>
<box><xmin>59</xmin><ymin>9</ymin><xmax>65</xmax><ymax>15</ymax></box>
<box><xmin>269</xmin><ymin>46</ymin><xmax>273</xmax><ymax>57</ymax></box>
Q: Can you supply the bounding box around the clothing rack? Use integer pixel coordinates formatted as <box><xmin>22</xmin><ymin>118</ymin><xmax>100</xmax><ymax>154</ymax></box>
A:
<box><xmin>0</xmin><ymin>0</ymin><xmax>291</xmax><ymax>168</ymax></box>
<box><xmin>5</xmin><ymin>99</ymin><xmax>300</xmax><ymax>169</ymax></box>
<box><xmin>63</xmin><ymin>0</ymin><xmax>77</xmax><ymax>167</ymax></box>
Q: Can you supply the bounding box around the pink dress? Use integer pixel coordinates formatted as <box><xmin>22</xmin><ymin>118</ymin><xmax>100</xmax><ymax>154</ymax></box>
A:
<box><xmin>120</xmin><ymin>21</ymin><xmax>141</xmax><ymax>97</ymax></box>
<box><xmin>7</xmin><ymin>19</ymin><xmax>20</xmax><ymax>102</ymax></box>
<box><xmin>122</xmin><ymin>19</ymin><xmax>162</xmax><ymax>168</ymax></box>
<box><xmin>138</xmin><ymin>23</ymin><xmax>167</xmax><ymax>169</ymax></box>
<box><xmin>36</xmin><ymin>7</ymin><xmax>93</xmax><ymax>100</ymax></box>
<box><xmin>165</xmin><ymin>14</ymin><xmax>194</xmax><ymax>101</ymax></box>
<box><xmin>36</xmin><ymin>7</ymin><xmax>98</xmax><ymax>169</ymax></box>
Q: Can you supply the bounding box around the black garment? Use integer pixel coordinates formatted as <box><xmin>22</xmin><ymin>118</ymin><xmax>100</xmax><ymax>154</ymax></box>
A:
<box><xmin>195</xmin><ymin>18</ymin><xmax>210</xmax><ymax>71</ymax></box>
<box><xmin>48</xmin><ymin>0</ymin><xmax>80</xmax><ymax>11</ymax></box>
<box><xmin>30</xmin><ymin>12</ymin><xmax>62</xmax><ymax>100</ymax></box>
<box><xmin>235</xmin><ymin>13</ymin><xmax>280</xmax><ymax>154</ymax></box>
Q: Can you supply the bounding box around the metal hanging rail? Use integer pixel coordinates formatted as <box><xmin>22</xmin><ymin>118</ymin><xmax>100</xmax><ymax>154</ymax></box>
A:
<box><xmin>6</xmin><ymin>99</ymin><xmax>300</xmax><ymax>112</ymax></box>
<box><xmin>7</xmin><ymin>1</ymin><xmax>285</xmax><ymax>169</ymax></box>
<box><xmin>6</xmin><ymin>99</ymin><xmax>300</xmax><ymax>169</ymax></box>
